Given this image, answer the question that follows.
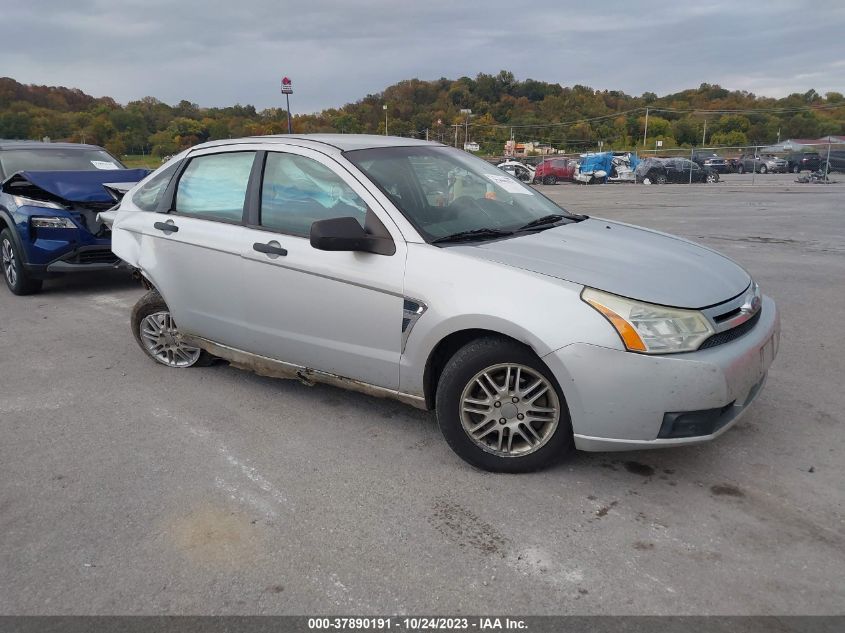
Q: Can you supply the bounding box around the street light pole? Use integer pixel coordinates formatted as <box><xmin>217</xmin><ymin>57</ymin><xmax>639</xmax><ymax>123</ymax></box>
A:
<box><xmin>642</xmin><ymin>107</ymin><xmax>649</xmax><ymax>149</ymax></box>
<box><xmin>383</xmin><ymin>105</ymin><xmax>388</xmax><ymax>136</ymax></box>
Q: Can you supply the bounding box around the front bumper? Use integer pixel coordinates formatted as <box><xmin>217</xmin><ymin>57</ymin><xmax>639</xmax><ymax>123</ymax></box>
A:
<box><xmin>544</xmin><ymin>295</ymin><xmax>780</xmax><ymax>451</ymax></box>
<box><xmin>25</xmin><ymin>245</ymin><xmax>123</xmax><ymax>276</ymax></box>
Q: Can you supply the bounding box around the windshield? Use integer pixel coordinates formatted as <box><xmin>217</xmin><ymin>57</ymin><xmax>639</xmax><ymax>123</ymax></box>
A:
<box><xmin>345</xmin><ymin>146</ymin><xmax>578</xmax><ymax>242</ymax></box>
<box><xmin>0</xmin><ymin>148</ymin><xmax>124</xmax><ymax>176</ymax></box>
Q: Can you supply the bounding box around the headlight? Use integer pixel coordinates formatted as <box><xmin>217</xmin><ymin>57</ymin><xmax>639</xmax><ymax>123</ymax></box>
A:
<box><xmin>30</xmin><ymin>216</ymin><xmax>76</xmax><ymax>229</ymax></box>
<box><xmin>582</xmin><ymin>287</ymin><xmax>715</xmax><ymax>354</ymax></box>
<box><xmin>13</xmin><ymin>195</ymin><xmax>65</xmax><ymax>210</ymax></box>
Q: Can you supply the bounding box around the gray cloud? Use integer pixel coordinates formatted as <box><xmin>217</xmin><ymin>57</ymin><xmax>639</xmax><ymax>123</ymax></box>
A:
<box><xmin>3</xmin><ymin>0</ymin><xmax>844</xmax><ymax>112</ymax></box>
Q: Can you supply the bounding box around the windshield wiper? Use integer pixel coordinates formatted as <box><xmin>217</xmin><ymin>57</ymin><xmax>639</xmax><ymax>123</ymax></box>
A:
<box><xmin>431</xmin><ymin>227</ymin><xmax>514</xmax><ymax>245</ymax></box>
<box><xmin>516</xmin><ymin>214</ymin><xmax>569</xmax><ymax>231</ymax></box>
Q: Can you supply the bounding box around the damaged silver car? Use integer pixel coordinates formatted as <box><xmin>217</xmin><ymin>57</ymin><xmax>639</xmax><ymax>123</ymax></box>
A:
<box><xmin>104</xmin><ymin>135</ymin><xmax>780</xmax><ymax>472</ymax></box>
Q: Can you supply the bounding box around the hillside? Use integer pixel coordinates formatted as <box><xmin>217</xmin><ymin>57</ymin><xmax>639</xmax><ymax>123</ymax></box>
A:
<box><xmin>1</xmin><ymin>73</ymin><xmax>843</xmax><ymax>157</ymax></box>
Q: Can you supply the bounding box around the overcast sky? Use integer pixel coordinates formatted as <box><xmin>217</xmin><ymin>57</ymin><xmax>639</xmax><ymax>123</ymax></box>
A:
<box><xmin>3</xmin><ymin>0</ymin><xmax>844</xmax><ymax>112</ymax></box>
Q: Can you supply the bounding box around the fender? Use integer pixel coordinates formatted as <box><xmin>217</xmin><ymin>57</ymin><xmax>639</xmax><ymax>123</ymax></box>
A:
<box><xmin>0</xmin><ymin>207</ymin><xmax>27</xmax><ymax>261</ymax></box>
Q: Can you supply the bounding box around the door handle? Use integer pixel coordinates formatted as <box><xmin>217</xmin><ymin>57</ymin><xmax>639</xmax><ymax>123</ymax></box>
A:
<box><xmin>253</xmin><ymin>241</ymin><xmax>287</xmax><ymax>258</ymax></box>
<box><xmin>154</xmin><ymin>221</ymin><xmax>179</xmax><ymax>233</ymax></box>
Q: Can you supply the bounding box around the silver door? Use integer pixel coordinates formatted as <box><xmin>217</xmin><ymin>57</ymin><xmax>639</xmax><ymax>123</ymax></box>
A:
<box><xmin>129</xmin><ymin>150</ymin><xmax>257</xmax><ymax>349</ymax></box>
<box><xmin>240</xmin><ymin>148</ymin><xmax>407</xmax><ymax>390</ymax></box>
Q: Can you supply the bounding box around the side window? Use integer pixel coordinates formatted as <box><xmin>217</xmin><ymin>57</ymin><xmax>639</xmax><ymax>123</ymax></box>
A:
<box><xmin>132</xmin><ymin>161</ymin><xmax>179</xmax><ymax>212</ymax></box>
<box><xmin>175</xmin><ymin>152</ymin><xmax>256</xmax><ymax>221</ymax></box>
<box><xmin>260</xmin><ymin>152</ymin><xmax>367</xmax><ymax>236</ymax></box>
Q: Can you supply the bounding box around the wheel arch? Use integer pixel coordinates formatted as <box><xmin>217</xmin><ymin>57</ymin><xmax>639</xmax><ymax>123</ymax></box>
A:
<box><xmin>0</xmin><ymin>208</ymin><xmax>26</xmax><ymax>259</ymax></box>
<box><xmin>422</xmin><ymin>327</ymin><xmax>553</xmax><ymax>410</ymax></box>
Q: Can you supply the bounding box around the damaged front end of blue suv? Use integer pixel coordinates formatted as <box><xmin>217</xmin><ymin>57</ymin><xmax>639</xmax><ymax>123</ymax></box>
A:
<box><xmin>0</xmin><ymin>141</ymin><xmax>148</xmax><ymax>295</ymax></box>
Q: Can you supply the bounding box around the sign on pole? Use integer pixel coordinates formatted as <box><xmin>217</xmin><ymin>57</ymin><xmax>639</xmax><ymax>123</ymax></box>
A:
<box><xmin>281</xmin><ymin>76</ymin><xmax>293</xmax><ymax>134</ymax></box>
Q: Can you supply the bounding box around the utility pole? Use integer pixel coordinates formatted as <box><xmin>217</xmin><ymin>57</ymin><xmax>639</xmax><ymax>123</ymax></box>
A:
<box><xmin>383</xmin><ymin>105</ymin><xmax>388</xmax><ymax>136</ymax></box>
<box><xmin>460</xmin><ymin>108</ymin><xmax>472</xmax><ymax>148</ymax></box>
<box><xmin>642</xmin><ymin>107</ymin><xmax>649</xmax><ymax>149</ymax></box>
<box><xmin>453</xmin><ymin>124</ymin><xmax>460</xmax><ymax>148</ymax></box>
<box><xmin>425</xmin><ymin>128</ymin><xmax>429</xmax><ymax>141</ymax></box>
<box><xmin>702</xmin><ymin>119</ymin><xmax>707</xmax><ymax>146</ymax></box>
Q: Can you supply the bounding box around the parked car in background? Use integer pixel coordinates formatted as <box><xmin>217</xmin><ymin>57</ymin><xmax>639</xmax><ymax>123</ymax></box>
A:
<box><xmin>0</xmin><ymin>141</ymin><xmax>148</xmax><ymax>295</ymax></box>
<box><xmin>725</xmin><ymin>157</ymin><xmax>742</xmax><ymax>173</ymax></box>
<box><xmin>534</xmin><ymin>158</ymin><xmax>576</xmax><ymax>184</ymax></box>
<box><xmin>785</xmin><ymin>152</ymin><xmax>821</xmax><ymax>173</ymax></box>
<box><xmin>692</xmin><ymin>153</ymin><xmax>729</xmax><ymax>174</ymax></box>
<box><xmin>104</xmin><ymin>135</ymin><xmax>778</xmax><ymax>472</ymax></box>
<box><xmin>737</xmin><ymin>154</ymin><xmax>787</xmax><ymax>174</ymax></box>
<box><xmin>497</xmin><ymin>160</ymin><xmax>535</xmax><ymax>183</ymax></box>
<box><xmin>574</xmin><ymin>152</ymin><xmax>638</xmax><ymax>184</ymax></box>
<box><xmin>635</xmin><ymin>158</ymin><xmax>719</xmax><ymax>184</ymax></box>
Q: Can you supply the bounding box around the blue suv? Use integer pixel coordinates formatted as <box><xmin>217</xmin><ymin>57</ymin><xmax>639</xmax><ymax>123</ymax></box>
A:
<box><xmin>0</xmin><ymin>141</ymin><xmax>148</xmax><ymax>294</ymax></box>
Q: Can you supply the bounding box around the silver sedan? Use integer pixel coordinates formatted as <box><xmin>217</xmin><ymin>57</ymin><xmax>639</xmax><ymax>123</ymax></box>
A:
<box><xmin>106</xmin><ymin>135</ymin><xmax>779</xmax><ymax>472</ymax></box>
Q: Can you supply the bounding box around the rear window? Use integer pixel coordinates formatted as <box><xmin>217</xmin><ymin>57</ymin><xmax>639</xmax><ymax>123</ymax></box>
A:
<box><xmin>0</xmin><ymin>148</ymin><xmax>124</xmax><ymax>174</ymax></box>
<box><xmin>174</xmin><ymin>152</ymin><xmax>256</xmax><ymax>222</ymax></box>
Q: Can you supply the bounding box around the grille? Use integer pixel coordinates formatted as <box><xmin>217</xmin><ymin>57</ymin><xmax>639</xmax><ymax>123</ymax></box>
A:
<box><xmin>74</xmin><ymin>250</ymin><xmax>119</xmax><ymax>265</ymax></box>
<box><xmin>699</xmin><ymin>309</ymin><xmax>761</xmax><ymax>350</ymax></box>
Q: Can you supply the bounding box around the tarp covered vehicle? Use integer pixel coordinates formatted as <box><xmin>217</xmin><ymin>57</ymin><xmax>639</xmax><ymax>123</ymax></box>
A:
<box><xmin>574</xmin><ymin>152</ymin><xmax>639</xmax><ymax>184</ymax></box>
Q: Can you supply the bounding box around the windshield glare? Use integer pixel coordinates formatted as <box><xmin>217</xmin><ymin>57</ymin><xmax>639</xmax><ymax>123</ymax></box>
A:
<box><xmin>345</xmin><ymin>146</ymin><xmax>576</xmax><ymax>241</ymax></box>
<box><xmin>0</xmin><ymin>148</ymin><xmax>124</xmax><ymax>175</ymax></box>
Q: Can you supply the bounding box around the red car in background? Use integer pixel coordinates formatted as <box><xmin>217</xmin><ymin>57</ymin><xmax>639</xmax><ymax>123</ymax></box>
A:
<box><xmin>533</xmin><ymin>158</ymin><xmax>576</xmax><ymax>184</ymax></box>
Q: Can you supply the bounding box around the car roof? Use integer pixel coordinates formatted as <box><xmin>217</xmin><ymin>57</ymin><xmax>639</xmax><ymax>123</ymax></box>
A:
<box><xmin>0</xmin><ymin>140</ymin><xmax>107</xmax><ymax>151</ymax></box>
<box><xmin>192</xmin><ymin>134</ymin><xmax>443</xmax><ymax>155</ymax></box>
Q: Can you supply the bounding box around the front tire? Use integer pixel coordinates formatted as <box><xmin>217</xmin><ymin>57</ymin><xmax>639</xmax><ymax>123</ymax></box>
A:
<box><xmin>1</xmin><ymin>229</ymin><xmax>42</xmax><ymax>295</ymax></box>
<box><xmin>435</xmin><ymin>337</ymin><xmax>573</xmax><ymax>473</ymax></box>
<box><xmin>543</xmin><ymin>175</ymin><xmax>557</xmax><ymax>185</ymax></box>
<box><xmin>131</xmin><ymin>289</ymin><xmax>212</xmax><ymax>368</ymax></box>
<box><xmin>737</xmin><ymin>164</ymin><xmax>745</xmax><ymax>174</ymax></box>
<box><xmin>759</xmin><ymin>165</ymin><xmax>767</xmax><ymax>174</ymax></box>
<box><xmin>792</xmin><ymin>165</ymin><xmax>800</xmax><ymax>173</ymax></box>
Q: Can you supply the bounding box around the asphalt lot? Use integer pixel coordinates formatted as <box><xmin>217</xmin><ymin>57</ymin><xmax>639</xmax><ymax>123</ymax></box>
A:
<box><xmin>1</xmin><ymin>172</ymin><xmax>844</xmax><ymax>615</ymax></box>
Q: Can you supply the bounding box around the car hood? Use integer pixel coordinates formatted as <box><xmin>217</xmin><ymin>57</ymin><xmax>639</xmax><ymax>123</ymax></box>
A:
<box><xmin>1</xmin><ymin>169</ymin><xmax>149</xmax><ymax>204</ymax></box>
<box><xmin>451</xmin><ymin>218</ymin><xmax>750</xmax><ymax>308</ymax></box>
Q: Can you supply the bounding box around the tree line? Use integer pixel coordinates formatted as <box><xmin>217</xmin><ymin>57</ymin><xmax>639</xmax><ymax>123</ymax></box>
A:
<box><xmin>1</xmin><ymin>72</ymin><xmax>843</xmax><ymax>158</ymax></box>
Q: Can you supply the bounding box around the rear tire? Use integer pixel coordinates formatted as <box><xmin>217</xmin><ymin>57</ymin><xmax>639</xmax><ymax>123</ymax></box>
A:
<box><xmin>1</xmin><ymin>229</ymin><xmax>43</xmax><ymax>296</ymax></box>
<box><xmin>759</xmin><ymin>165</ymin><xmax>767</xmax><ymax>174</ymax></box>
<box><xmin>737</xmin><ymin>164</ymin><xmax>745</xmax><ymax>174</ymax></box>
<box><xmin>131</xmin><ymin>289</ymin><xmax>213</xmax><ymax>368</ymax></box>
<box><xmin>543</xmin><ymin>175</ymin><xmax>557</xmax><ymax>185</ymax></box>
<box><xmin>435</xmin><ymin>336</ymin><xmax>573</xmax><ymax>473</ymax></box>
<box><xmin>654</xmin><ymin>174</ymin><xmax>667</xmax><ymax>184</ymax></box>
<box><xmin>792</xmin><ymin>165</ymin><xmax>800</xmax><ymax>173</ymax></box>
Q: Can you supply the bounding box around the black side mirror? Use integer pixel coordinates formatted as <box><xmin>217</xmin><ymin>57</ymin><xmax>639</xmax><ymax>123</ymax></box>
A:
<box><xmin>310</xmin><ymin>217</ymin><xmax>395</xmax><ymax>255</ymax></box>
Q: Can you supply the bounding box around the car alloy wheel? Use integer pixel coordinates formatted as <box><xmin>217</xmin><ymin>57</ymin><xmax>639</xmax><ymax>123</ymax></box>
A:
<box><xmin>706</xmin><ymin>173</ymin><xmax>718</xmax><ymax>183</ymax></box>
<box><xmin>459</xmin><ymin>363</ymin><xmax>560</xmax><ymax>457</ymax></box>
<box><xmin>1</xmin><ymin>237</ymin><xmax>17</xmax><ymax>287</ymax></box>
<box><xmin>139</xmin><ymin>310</ymin><xmax>202</xmax><ymax>367</ymax></box>
<box><xmin>793</xmin><ymin>165</ymin><xmax>800</xmax><ymax>173</ymax></box>
<box><xmin>655</xmin><ymin>174</ymin><xmax>667</xmax><ymax>184</ymax></box>
<box><xmin>759</xmin><ymin>165</ymin><xmax>767</xmax><ymax>174</ymax></box>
